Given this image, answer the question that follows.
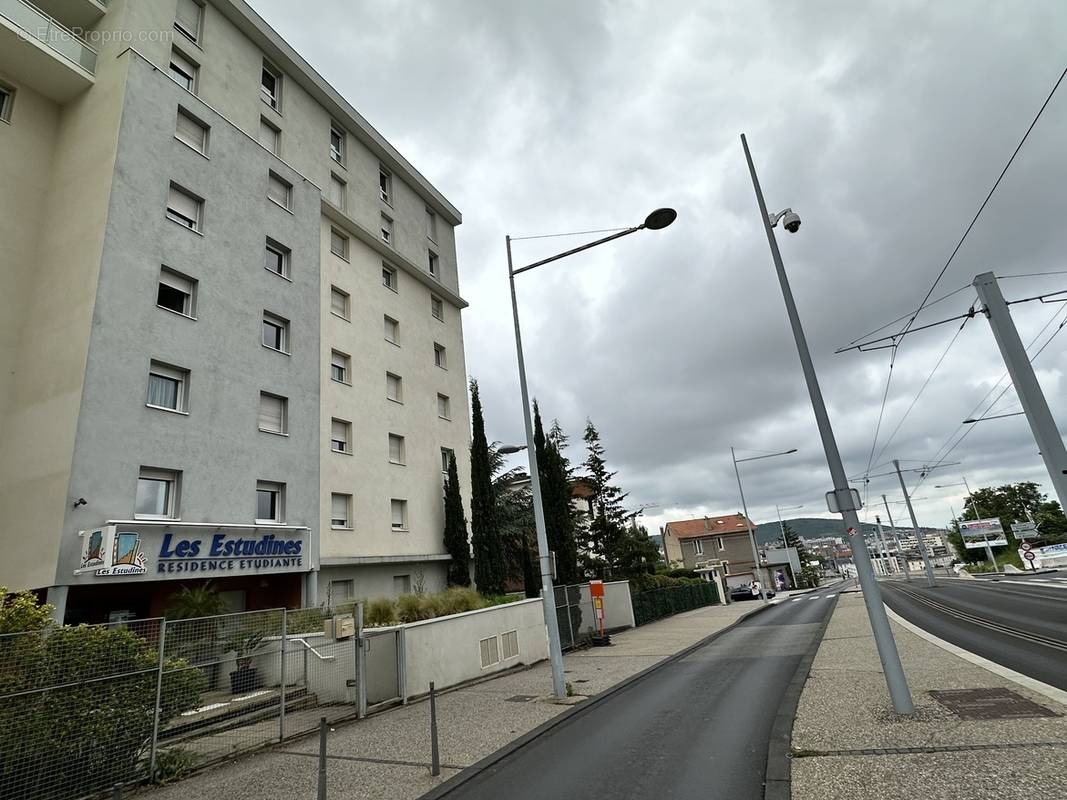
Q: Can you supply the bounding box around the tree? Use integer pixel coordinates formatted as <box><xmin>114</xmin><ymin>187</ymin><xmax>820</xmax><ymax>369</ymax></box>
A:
<box><xmin>488</xmin><ymin>440</ymin><xmax>534</xmax><ymax>591</ymax></box>
<box><xmin>533</xmin><ymin>404</ymin><xmax>582</xmax><ymax>585</ymax></box>
<box><xmin>469</xmin><ymin>379</ymin><xmax>506</xmax><ymax>594</ymax></box>
<box><xmin>581</xmin><ymin>419</ymin><xmax>630</xmax><ymax>578</ymax></box>
<box><xmin>782</xmin><ymin>524</ymin><xmax>820</xmax><ymax>588</ymax></box>
<box><xmin>946</xmin><ymin>481</ymin><xmax>1067</xmax><ymax>564</ymax></box>
<box><xmin>442</xmin><ymin>452</ymin><xmax>471</xmax><ymax>586</ymax></box>
<box><xmin>612</xmin><ymin>522</ymin><xmax>663</xmax><ymax>579</ymax></box>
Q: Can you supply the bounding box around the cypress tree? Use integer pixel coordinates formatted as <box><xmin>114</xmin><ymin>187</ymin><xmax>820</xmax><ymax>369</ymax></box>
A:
<box><xmin>469</xmin><ymin>379</ymin><xmax>506</xmax><ymax>594</ymax></box>
<box><xmin>582</xmin><ymin>419</ymin><xmax>629</xmax><ymax>578</ymax></box>
<box><xmin>442</xmin><ymin>452</ymin><xmax>470</xmax><ymax>586</ymax></box>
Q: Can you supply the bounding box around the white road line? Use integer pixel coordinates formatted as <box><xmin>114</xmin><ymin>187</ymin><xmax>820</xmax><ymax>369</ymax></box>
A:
<box><xmin>791</xmin><ymin>598</ymin><xmax>803</xmax><ymax>603</ymax></box>
<box><xmin>884</xmin><ymin>605</ymin><xmax>1067</xmax><ymax>708</ymax></box>
<box><xmin>827</xmin><ymin>593</ymin><xmax>837</xmax><ymax>598</ymax></box>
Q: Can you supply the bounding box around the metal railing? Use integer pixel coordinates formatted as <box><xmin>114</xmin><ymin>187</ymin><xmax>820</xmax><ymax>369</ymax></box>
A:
<box><xmin>0</xmin><ymin>0</ymin><xmax>98</xmax><ymax>74</ymax></box>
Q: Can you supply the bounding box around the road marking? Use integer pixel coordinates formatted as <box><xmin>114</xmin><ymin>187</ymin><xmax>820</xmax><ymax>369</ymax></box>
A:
<box><xmin>827</xmin><ymin>594</ymin><xmax>837</xmax><ymax>598</ymax></box>
<box><xmin>993</xmin><ymin>579</ymin><xmax>1067</xmax><ymax>590</ymax></box>
<box><xmin>791</xmin><ymin>598</ymin><xmax>803</xmax><ymax>603</ymax></box>
<box><xmin>884</xmin><ymin>605</ymin><xmax>1067</xmax><ymax>708</ymax></box>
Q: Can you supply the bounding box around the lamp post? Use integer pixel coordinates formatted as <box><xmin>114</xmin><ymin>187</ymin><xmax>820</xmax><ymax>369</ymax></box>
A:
<box><xmin>731</xmin><ymin>447</ymin><xmax>797</xmax><ymax>603</ymax></box>
<box><xmin>775</xmin><ymin>503</ymin><xmax>804</xmax><ymax>545</ymax></box>
<box><xmin>741</xmin><ymin>133</ymin><xmax>913</xmax><ymax>715</ymax></box>
<box><xmin>508</xmin><ymin>208</ymin><xmax>677</xmax><ymax>699</ymax></box>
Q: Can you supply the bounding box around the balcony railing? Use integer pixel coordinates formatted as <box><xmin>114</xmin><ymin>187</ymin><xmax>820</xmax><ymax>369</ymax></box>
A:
<box><xmin>0</xmin><ymin>0</ymin><xmax>97</xmax><ymax>74</ymax></box>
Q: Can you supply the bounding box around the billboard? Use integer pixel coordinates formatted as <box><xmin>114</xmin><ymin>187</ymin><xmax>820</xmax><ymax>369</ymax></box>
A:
<box><xmin>959</xmin><ymin>518</ymin><xmax>1008</xmax><ymax>549</ymax></box>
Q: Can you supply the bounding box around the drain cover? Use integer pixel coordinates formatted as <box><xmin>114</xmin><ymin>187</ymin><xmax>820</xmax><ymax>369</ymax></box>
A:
<box><xmin>929</xmin><ymin>688</ymin><xmax>1060</xmax><ymax>720</ymax></box>
<box><xmin>505</xmin><ymin>694</ymin><xmax>538</xmax><ymax>703</ymax></box>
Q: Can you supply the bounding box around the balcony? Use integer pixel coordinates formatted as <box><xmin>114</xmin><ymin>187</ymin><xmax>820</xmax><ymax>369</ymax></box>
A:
<box><xmin>33</xmin><ymin>0</ymin><xmax>106</xmax><ymax>30</ymax></box>
<box><xmin>0</xmin><ymin>0</ymin><xmax>97</xmax><ymax>103</ymax></box>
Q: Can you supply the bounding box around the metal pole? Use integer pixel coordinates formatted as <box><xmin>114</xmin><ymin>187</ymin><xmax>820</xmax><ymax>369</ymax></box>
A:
<box><xmin>508</xmin><ymin>235</ymin><xmax>567</xmax><ymax>699</ymax></box>
<box><xmin>148</xmin><ymin>618</ymin><xmax>167</xmax><ymax>781</ymax></box>
<box><xmin>732</xmin><ymin>447</ymin><xmax>768</xmax><ymax>604</ymax></box>
<box><xmin>317</xmin><ymin>716</ymin><xmax>328</xmax><ymax>800</ymax></box>
<box><xmin>776</xmin><ymin>504</ymin><xmax>786</xmax><ymax>544</ymax></box>
<box><xmin>962</xmin><ymin>476</ymin><xmax>997</xmax><ymax>572</ymax></box>
<box><xmin>882</xmin><ymin>495</ymin><xmax>911</xmax><ymax>581</ymax></box>
<box><xmin>974</xmin><ymin>271</ymin><xmax>1067</xmax><ymax>509</ymax></box>
<box><xmin>875</xmin><ymin>516</ymin><xmax>892</xmax><ymax>575</ymax></box>
<box><xmin>742</xmin><ymin>133</ymin><xmax>913</xmax><ymax>714</ymax></box>
<box><xmin>429</xmin><ymin>682</ymin><xmax>441</xmax><ymax>777</ymax></box>
<box><xmin>894</xmin><ymin>460</ymin><xmax>937</xmax><ymax>586</ymax></box>
<box><xmin>279</xmin><ymin>609</ymin><xmax>287</xmax><ymax>741</ymax></box>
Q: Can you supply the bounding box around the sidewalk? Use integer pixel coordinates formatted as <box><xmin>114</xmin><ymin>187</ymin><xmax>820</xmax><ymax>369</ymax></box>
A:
<box><xmin>142</xmin><ymin>599</ymin><xmax>758</xmax><ymax>800</ymax></box>
<box><xmin>791</xmin><ymin>592</ymin><xmax>1067</xmax><ymax>800</ymax></box>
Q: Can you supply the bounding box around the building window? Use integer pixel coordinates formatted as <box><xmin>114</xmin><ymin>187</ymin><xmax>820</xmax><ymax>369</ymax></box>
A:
<box><xmin>174</xmin><ymin>0</ymin><xmax>203</xmax><ymax>44</ymax></box>
<box><xmin>331</xmin><ymin>418</ymin><xmax>351</xmax><ymax>453</ymax></box>
<box><xmin>169</xmin><ymin>49</ymin><xmax>198</xmax><ymax>92</ymax></box>
<box><xmin>379</xmin><ymin>168</ymin><xmax>392</xmax><ymax>204</ymax></box>
<box><xmin>166</xmin><ymin>183</ymin><xmax>202</xmax><ymax>231</ymax></box>
<box><xmin>258</xmin><ymin>391</ymin><xmax>288</xmax><ymax>435</ymax></box>
<box><xmin>501</xmin><ymin>630</ymin><xmax>519</xmax><ymax>660</ymax></box>
<box><xmin>330</xmin><ymin>228</ymin><xmax>349</xmax><ymax>260</ymax></box>
<box><xmin>386</xmin><ymin>372</ymin><xmax>402</xmax><ymax>403</ymax></box>
<box><xmin>329</xmin><ymin>579</ymin><xmax>354</xmax><ymax>602</ymax></box>
<box><xmin>0</xmin><ymin>84</ymin><xmax>14</xmax><ymax>123</ymax></box>
<box><xmin>390</xmin><ymin>499</ymin><xmax>407</xmax><ymax>531</ymax></box>
<box><xmin>380</xmin><ymin>215</ymin><xmax>393</xmax><ymax>246</ymax></box>
<box><xmin>265</xmin><ymin>238</ymin><xmax>290</xmax><ymax>278</ymax></box>
<box><xmin>147</xmin><ymin>361</ymin><xmax>188</xmax><ymax>412</ymax></box>
<box><xmin>441</xmin><ymin>447</ymin><xmax>454</xmax><ymax>475</ymax></box>
<box><xmin>329</xmin><ymin>174</ymin><xmax>346</xmax><ymax>210</ymax></box>
<box><xmin>256</xmin><ymin>481</ymin><xmax>285</xmax><ymax>523</ymax></box>
<box><xmin>331</xmin><ymin>493</ymin><xmax>352</xmax><ymax>529</ymax></box>
<box><xmin>384</xmin><ymin>315</ymin><xmax>399</xmax><ymax>345</ymax></box>
<box><xmin>694</xmin><ymin>539</ymin><xmax>704</xmax><ymax>556</ymax></box>
<box><xmin>718</xmin><ymin>537</ymin><xmax>725</xmax><ymax>550</ymax></box>
<box><xmin>331</xmin><ymin>350</ymin><xmax>350</xmax><ymax>384</ymax></box>
<box><xmin>428</xmin><ymin>251</ymin><xmax>439</xmax><ymax>278</ymax></box>
<box><xmin>382</xmin><ymin>264</ymin><xmax>397</xmax><ymax>291</ymax></box>
<box><xmin>437</xmin><ymin>393</ymin><xmax>451</xmax><ymax>420</ymax></box>
<box><xmin>136</xmin><ymin>467</ymin><xmax>180</xmax><ymax>519</ymax></box>
<box><xmin>259</xmin><ymin>116</ymin><xmax>280</xmax><ymax>155</ymax></box>
<box><xmin>426</xmin><ymin>207</ymin><xmax>437</xmax><ymax>242</ymax></box>
<box><xmin>393</xmin><ymin>575</ymin><xmax>411</xmax><ymax>595</ymax></box>
<box><xmin>157</xmin><ymin>267</ymin><xmax>197</xmax><ymax>317</ymax></box>
<box><xmin>388</xmin><ymin>434</ymin><xmax>405</xmax><ymax>465</ymax></box>
<box><xmin>431</xmin><ymin>295</ymin><xmax>444</xmax><ymax>321</ymax></box>
<box><xmin>261</xmin><ymin>62</ymin><xmax>281</xmax><ymax>110</ymax></box>
<box><xmin>175</xmin><ymin>107</ymin><xmax>208</xmax><ymax>154</ymax></box>
<box><xmin>330</xmin><ymin>123</ymin><xmax>345</xmax><ymax>164</ymax></box>
<box><xmin>262</xmin><ymin>311</ymin><xmax>289</xmax><ymax>353</ymax></box>
<box><xmin>434</xmin><ymin>343</ymin><xmax>446</xmax><ymax>369</ymax></box>
<box><xmin>268</xmin><ymin>172</ymin><xmax>292</xmax><ymax>210</ymax></box>
<box><xmin>330</xmin><ymin>286</ymin><xmax>349</xmax><ymax>319</ymax></box>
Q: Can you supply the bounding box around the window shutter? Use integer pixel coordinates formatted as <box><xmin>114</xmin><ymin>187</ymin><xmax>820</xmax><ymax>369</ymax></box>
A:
<box><xmin>268</xmin><ymin>174</ymin><xmax>289</xmax><ymax>206</ymax></box>
<box><xmin>331</xmin><ymin>419</ymin><xmax>347</xmax><ymax>446</ymax></box>
<box><xmin>175</xmin><ymin>0</ymin><xmax>201</xmax><ymax>37</ymax></box>
<box><xmin>168</xmin><ymin>186</ymin><xmax>199</xmax><ymax>224</ymax></box>
<box><xmin>159</xmin><ymin>269</ymin><xmax>193</xmax><ymax>294</ymax></box>
<box><xmin>331</xmin><ymin>289</ymin><xmax>347</xmax><ymax>315</ymax></box>
<box><xmin>258</xmin><ymin>393</ymin><xmax>284</xmax><ymax>432</ymax></box>
<box><xmin>176</xmin><ymin>110</ymin><xmax>205</xmax><ymax>151</ymax></box>
<box><xmin>391</xmin><ymin>500</ymin><xmax>404</xmax><ymax>527</ymax></box>
<box><xmin>331</xmin><ymin>494</ymin><xmax>348</xmax><ymax>524</ymax></box>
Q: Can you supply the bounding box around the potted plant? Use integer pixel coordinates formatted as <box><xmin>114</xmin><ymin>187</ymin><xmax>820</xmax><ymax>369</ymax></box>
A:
<box><xmin>226</xmin><ymin>627</ymin><xmax>266</xmax><ymax>694</ymax></box>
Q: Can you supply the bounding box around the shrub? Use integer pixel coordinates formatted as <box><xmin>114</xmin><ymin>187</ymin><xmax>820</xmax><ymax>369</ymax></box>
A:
<box><xmin>365</xmin><ymin>598</ymin><xmax>397</xmax><ymax>627</ymax></box>
<box><xmin>0</xmin><ymin>588</ymin><xmax>54</xmax><ymax>634</ymax></box>
<box><xmin>435</xmin><ymin>587</ymin><xmax>485</xmax><ymax>616</ymax></box>
<box><xmin>153</xmin><ymin>747</ymin><xmax>201</xmax><ymax>784</ymax></box>
<box><xmin>396</xmin><ymin>593</ymin><xmax>433</xmax><ymax>623</ymax></box>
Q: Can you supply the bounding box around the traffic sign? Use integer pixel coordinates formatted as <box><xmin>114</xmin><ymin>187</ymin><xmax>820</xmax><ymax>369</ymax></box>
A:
<box><xmin>1020</xmin><ymin>541</ymin><xmax>1032</xmax><ymax>552</ymax></box>
<box><xmin>1011</xmin><ymin>521</ymin><xmax>1039</xmax><ymax>540</ymax></box>
<box><xmin>1023</xmin><ymin>550</ymin><xmax>1036</xmax><ymax>561</ymax></box>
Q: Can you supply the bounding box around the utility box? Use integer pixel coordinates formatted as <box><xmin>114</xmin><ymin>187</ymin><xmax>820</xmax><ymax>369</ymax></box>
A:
<box><xmin>325</xmin><ymin>614</ymin><xmax>355</xmax><ymax>640</ymax></box>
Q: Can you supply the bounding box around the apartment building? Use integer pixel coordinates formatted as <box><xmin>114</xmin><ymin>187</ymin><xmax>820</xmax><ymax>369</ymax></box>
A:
<box><xmin>0</xmin><ymin>0</ymin><xmax>471</xmax><ymax>622</ymax></box>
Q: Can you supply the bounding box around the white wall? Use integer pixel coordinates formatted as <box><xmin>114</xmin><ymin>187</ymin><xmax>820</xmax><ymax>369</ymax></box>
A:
<box><xmin>577</xmin><ymin>581</ymin><xmax>635</xmax><ymax>632</ymax></box>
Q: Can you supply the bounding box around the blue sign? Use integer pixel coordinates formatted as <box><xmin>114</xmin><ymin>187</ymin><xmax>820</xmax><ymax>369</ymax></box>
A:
<box><xmin>157</xmin><ymin>532</ymin><xmax>304</xmax><ymax>574</ymax></box>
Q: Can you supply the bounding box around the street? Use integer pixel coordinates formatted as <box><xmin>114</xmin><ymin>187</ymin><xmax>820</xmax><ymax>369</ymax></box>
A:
<box><xmin>881</xmin><ymin>576</ymin><xmax>1067</xmax><ymax>690</ymax></box>
<box><xmin>436</xmin><ymin>585</ymin><xmax>842</xmax><ymax>799</ymax></box>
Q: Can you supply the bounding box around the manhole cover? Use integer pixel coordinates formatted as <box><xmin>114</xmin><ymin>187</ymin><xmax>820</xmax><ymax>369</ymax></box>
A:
<box><xmin>505</xmin><ymin>694</ymin><xmax>538</xmax><ymax>703</ymax></box>
<box><xmin>929</xmin><ymin>688</ymin><xmax>1060</xmax><ymax>720</ymax></box>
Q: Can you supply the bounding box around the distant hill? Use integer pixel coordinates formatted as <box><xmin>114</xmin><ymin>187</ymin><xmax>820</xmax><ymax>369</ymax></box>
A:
<box><xmin>754</xmin><ymin>517</ymin><xmax>943</xmax><ymax>546</ymax></box>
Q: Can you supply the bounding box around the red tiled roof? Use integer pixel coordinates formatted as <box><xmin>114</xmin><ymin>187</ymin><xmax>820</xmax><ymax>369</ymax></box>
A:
<box><xmin>665</xmin><ymin>514</ymin><xmax>756</xmax><ymax>540</ymax></box>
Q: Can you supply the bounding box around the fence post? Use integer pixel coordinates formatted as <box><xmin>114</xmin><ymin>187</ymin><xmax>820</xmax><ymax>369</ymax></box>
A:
<box><xmin>429</xmin><ymin>682</ymin><xmax>440</xmax><ymax>777</ymax></box>
<box><xmin>355</xmin><ymin>601</ymin><xmax>366</xmax><ymax>718</ymax></box>
<box><xmin>398</xmin><ymin>626</ymin><xmax>408</xmax><ymax>704</ymax></box>
<box><xmin>317</xmin><ymin>716</ymin><xmax>328</xmax><ymax>800</ymax></box>
<box><xmin>279</xmin><ymin>609</ymin><xmax>288</xmax><ymax>742</ymax></box>
<box><xmin>148</xmin><ymin>618</ymin><xmax>167</xmax><ymax>782</ymax></box>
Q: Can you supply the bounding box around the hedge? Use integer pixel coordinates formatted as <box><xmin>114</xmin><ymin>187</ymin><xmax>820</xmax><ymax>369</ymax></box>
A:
<box><xmin>631</xmin><ymin>582</ymin><xmax>719</xmax><ymax>626</ymax></box>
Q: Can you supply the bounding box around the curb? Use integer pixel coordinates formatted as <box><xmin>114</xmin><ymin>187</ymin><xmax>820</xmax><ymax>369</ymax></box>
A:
<box><xmin>419</xmin><ymin>602</ymin><xmax>777</xmax><ymax>799</ymax></box>
<box><xmin>762</xmin><ymin>585</ymin><xmax>843</xmax><ymax>800</ymax></box>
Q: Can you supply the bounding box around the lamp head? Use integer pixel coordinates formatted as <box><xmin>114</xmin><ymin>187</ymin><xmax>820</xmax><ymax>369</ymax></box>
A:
<box><xmin>643</xmin><ymin>207</ymin><xmax>677</xmax><ymax>230</ymax></box>
<box><xmin>498</xmin><ymin>444</ymin><xmax>528</xmax><ymax>455</ymax></box>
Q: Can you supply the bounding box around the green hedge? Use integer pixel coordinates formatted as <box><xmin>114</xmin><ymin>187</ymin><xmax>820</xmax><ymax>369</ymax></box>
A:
<box><xmin>631</xmin><ymin>582</ymin><xmax>719</xmax><ymax>626</ymax></box>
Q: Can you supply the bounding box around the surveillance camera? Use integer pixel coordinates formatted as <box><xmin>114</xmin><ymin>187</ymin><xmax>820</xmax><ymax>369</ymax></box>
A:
<box><xmin>782</xmin><ymin>210</ymin><xmax>801</xmax><ymax>233</ymax></box>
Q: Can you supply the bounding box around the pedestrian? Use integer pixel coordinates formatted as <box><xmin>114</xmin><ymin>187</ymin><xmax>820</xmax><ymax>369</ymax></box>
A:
<box><xmin>775</xmin><ymin>570</ymin><xmax>787</xmax><ymax>592</ymax></box>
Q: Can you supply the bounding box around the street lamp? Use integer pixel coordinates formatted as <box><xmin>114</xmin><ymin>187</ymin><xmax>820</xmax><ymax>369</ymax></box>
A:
<box><xmin>508</xmin><ymin>208</ymin><xmax>677</xmax><ymax>699</ymax></box>
<box><xmin>497</xmin><ymin>444</ymin><xmax>528</xmax><ymax>455</ymax></box>
<box><xmin>775</xmin><ymin>503</ymin><xmax>804</xmax><ymax>543</ymax></box>
<box><xmin>731</xmin><ymin>448</ymin><xmax>797</xmax><ymax>603</ymax></box>
<box><xmin>741</xmin><ymin>134</ymin><xmax>914</xmax><ymax>715</ymax></box>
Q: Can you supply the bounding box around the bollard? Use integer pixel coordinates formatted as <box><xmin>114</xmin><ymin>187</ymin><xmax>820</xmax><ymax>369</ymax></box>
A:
<box><xmin>429</xmin><ymin>682</ymin><xmax>440</xmax><ymax>777</ymax></box>
<box><xmin>317</xmin><ymin>716</ymin><xmax>328</xmax><ymax>800</ymax></box>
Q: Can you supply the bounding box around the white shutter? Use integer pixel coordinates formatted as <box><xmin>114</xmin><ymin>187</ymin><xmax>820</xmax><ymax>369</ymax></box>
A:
<box><xmin>389</xmin><ymin>435</ymin><xmax>403</xmax><ymax>463</ymax></box>
<box><xmin>331</xmin><ymin>494</ymin><xmax>348</xmax><ymax>526</ymax></box>
<box><xmin>331</xmin><ymin>288</ymin><xmax>347</xmax><ymax>316</ymax></box>
<box><xmin>386</xmin><ymin>374</ymin><xmax>401</xmax><ymax>401</ymax></box>
<box><xmin>175</xmin><ymin>110</ymin><xmax>206</xmax><ymax>152</ymax></box>
<box><xmin>268</xmin><ymin>174</ymin><xmax>290</xmax><ymax>207</ymax></box>
<box><xmin>331</xmin><ymin>419</ymin><xmax>347</xmax><ymax>448</ymax></box>
<box><xmin>330</xmin><ymin>175</ymin><xmax>345</xmax><ymax>207</ymax></box>
<box><xmin>258</xmin><ymin>393</ymin><xmax>285</xmax><ymax>433</ymax></box>
<box><xmin>175</xmin><ymin>0</ymin><xmax>202</xmax><ymax>39</ymax></box>
<box><xmin>170</xmin><ymin>50</ymin><xmax>197</xmax><ymax>85</ymax></box>
<box><xmin>391</xmin><ymin>500</ymin><xmax>405</xmax><ymax>528</ymax></box>
<box><xmin>167</xmin><ymin>186</ymin><xmax>199</xmax><ymax>225</ymax></box>
<box><xmin>159</xmin><ymin>268</ymin><xmax>192</xmax><ymax>294</ymax></box>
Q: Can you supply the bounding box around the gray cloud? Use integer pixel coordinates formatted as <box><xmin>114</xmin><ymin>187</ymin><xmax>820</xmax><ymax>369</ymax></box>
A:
<box><xmin>252</xmin><ymin>0</ymin><xmax>1067</xmax><ymax>536</ymax></box>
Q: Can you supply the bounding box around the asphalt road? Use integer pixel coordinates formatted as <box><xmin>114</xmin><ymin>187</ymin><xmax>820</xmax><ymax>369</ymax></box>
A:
<box><xmin>881</xmin><ymin>577</ymin><xmax>1067</xmax><ymax>690</ymax></box>
<box><xmin>437</xmin><ymin>585</ymin><xmax>842</xmax><ymax>800</ymax></box>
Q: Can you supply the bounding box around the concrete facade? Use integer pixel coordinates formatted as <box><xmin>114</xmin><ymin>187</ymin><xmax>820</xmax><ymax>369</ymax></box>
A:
<box><xmin>0</xmin><ymin>0</ymin><xmax>471</xmax><ymax>619</ymax></box>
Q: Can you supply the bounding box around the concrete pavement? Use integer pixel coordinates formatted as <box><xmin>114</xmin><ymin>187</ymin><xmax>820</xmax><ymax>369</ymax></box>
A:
<box><xmin>140</xmin><ymin>598</ymin><xmax>763</xmax><ymax>800</ymax></box>
<box><xmin>791</xmin><ymin>591</ymin><xmax>1067</xmax><ymax>800</ymax></box>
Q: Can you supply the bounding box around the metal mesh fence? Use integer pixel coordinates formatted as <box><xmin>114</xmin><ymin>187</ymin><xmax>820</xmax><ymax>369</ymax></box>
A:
<box><xmin>631</xmin><ymin>582</ymin><xmax>719</xmax><ymax>626</ymax></box>
<box><xmin>554</xmin><ymin>585</ymin><xmax>594</xmax><ymax>650</ymax></box>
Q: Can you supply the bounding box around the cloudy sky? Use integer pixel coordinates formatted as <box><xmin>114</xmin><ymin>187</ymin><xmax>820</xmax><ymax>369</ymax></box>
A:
<box><xmin>254</xmin><ymin>0</ymin><xmax>1067</xmax><ymax>535</ymax></box>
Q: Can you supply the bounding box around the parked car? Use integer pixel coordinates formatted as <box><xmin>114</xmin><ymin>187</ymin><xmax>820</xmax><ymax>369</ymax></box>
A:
<box><xmin>729</xmin><ymin>583</ymin><xmax>776</xmax><ymax>601</ymax></box>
